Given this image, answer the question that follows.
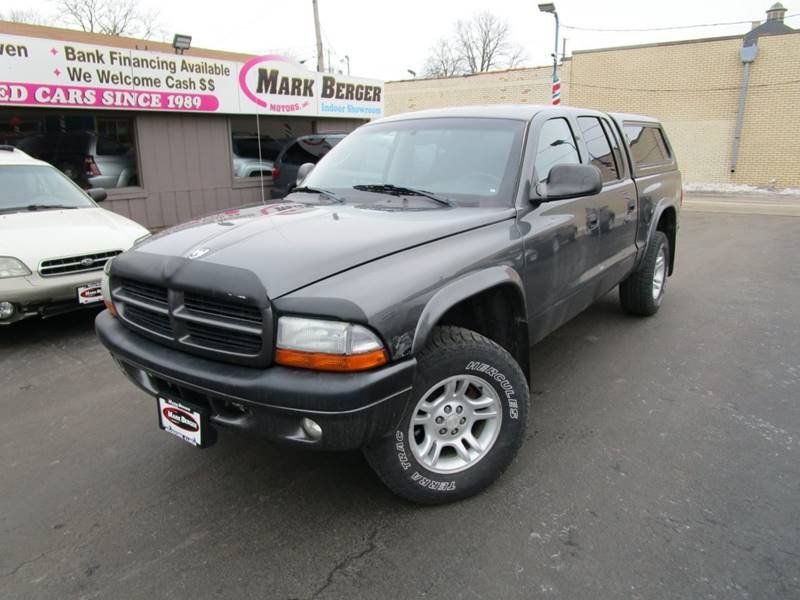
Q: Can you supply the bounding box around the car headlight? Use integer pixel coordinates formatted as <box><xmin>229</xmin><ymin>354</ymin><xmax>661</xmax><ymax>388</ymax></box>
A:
<box><xmin>101</xmin><ymin>258</ymin><xmax>117</xmax><ymax>317</ymax></box>
<box><xmin>275</xmin><ymin>316</ymin><xmax>388</xmax><ymax>372</ymax></box>
<box><xmin>0</xmin><ymin>257</ymin><xmax>31</xmax><ymax>279</ymax></box>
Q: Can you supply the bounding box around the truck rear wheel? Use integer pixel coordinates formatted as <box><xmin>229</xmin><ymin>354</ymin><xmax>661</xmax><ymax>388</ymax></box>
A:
<box><xmin>363</xmin><ymin>326</ymin><xmax>529</xmax><ymax>504</ymax></box>
<box><xmin>619</xmin><ymin>230</ymin><xmax>669</xmax><ymax>316</ymax></box>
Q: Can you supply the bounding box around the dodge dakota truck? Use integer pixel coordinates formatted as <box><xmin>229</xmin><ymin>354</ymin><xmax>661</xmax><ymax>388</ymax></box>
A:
<box><xmin>96</xmin><ymin>105</ymin><xmax>681</xmax><ymax>504</ymax></box>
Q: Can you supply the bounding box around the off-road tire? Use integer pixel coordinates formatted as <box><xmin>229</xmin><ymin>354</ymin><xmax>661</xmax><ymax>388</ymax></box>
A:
<box><xmin>619</xmin><ymin>231</ymin><xmax>670</xmax><ymax>316</ymax></box>
<box><xmin>363</xmin><ymin>326</ymin><xmax>529</xmax><ymax>504</ymax></box>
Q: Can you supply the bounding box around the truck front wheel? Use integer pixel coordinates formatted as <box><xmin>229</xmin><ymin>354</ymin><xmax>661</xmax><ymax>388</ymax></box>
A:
<box><xmin>619</xmin><ymin>231</ymin><xmax>670</xmax><ymax>316</ymax></box>
<box><xmin>363</xmin><ymin>326</ymin><xmax>529</xmax><ymax>504</ymax></box>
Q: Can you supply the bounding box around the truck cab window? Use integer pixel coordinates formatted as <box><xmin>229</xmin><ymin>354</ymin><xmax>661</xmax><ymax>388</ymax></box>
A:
<box><xmin>600</xmin><ymin>118</ymin><xmax>625</xmax><ymax>179</ymax></box>
<box><xmin>534</xmin><ymin>118</ymin><xmax>580</xmax><ymax>183</ymax></box>
<box><xmin>578</xmin><ymin>116</ymin><xmax>619</xmax><ymax>182</ymax></box>
<box><xmin>624</xmin><ymin>124</ymin><xmax>671</xmax><ymax>166</ymax></box>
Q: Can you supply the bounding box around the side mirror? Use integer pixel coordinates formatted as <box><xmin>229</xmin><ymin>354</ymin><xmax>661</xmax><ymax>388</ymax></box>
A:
<box><xmin>296</xmin><ymin>162</ymin><xmax>315</xmax><ymax>186</ymax></box>
<box><xmin>87</xmin><ymin>187</ymin><xmax>107</xmax><ymax>202</ymax></box>
<box><xmin>531</xmin><ymin>164</ymin><xmax>602</xmax><ymax>202</ymax></box>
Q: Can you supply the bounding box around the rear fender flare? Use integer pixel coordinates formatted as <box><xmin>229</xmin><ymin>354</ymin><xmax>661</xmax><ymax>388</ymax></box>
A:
<box><xmin>641</xmin><ymin>200</ymin><xmax>678</xmax><ymax>272</ymax></box>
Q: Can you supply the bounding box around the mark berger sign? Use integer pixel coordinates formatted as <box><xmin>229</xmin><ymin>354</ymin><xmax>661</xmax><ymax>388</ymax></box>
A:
<box><xmin>239</xmin><ymin>55</ymin><xmax>382</xmax><ymax>117</ymax></box>
<box><xmin>0</xmin><ymin>34</ymin><xmax>384</xmax><ymax>118</ymax></box>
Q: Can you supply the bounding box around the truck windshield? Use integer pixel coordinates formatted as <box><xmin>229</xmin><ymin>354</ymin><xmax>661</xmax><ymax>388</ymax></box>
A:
<box><xmin>302</xmin><ymin>117</ymin><xmax>526</xmax><ymax>207</ymax></box>
<box><xmin>0</xmin><ymin>165</ymin><xmax>95</xmax><ymax>213</ymax></box>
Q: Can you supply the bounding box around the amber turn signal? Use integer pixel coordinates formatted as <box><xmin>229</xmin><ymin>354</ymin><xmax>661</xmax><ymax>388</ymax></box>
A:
<box><xmin>104</xmin><ymin>298</ymin><xmax>118</xmax><ymax>317</ymax></box>
<box><xmin>274</xmin><ymin>348</ymin><xmax>388</xmax><ymax>372</ymax></box>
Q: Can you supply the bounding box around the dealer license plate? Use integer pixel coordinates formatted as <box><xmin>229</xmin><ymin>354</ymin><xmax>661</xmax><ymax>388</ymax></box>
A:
<box><xmin>77</xmin><ymin>282</ymin><xmax>103</xmax><ymax>304</ymax></box>
<box><xmin>158</xmin><ymin>397</ymin><xmax>206</xmax><ymax>447</ymax></box>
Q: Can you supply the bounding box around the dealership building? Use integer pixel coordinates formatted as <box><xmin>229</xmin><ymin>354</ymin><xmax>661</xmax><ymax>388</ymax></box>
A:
<box><xmin>0</xmin><ymin>22</ymin><xmax>384</xmax><ymax>229</ymax></box>
<box><xmin>385</xmin><ymin>3</ymin><xmax>799</xmax><ymax>189</ymax></box>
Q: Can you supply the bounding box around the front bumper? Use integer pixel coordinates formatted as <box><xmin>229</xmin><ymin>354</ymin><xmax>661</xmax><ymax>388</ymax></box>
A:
<box><xmin>95</xmin><ymin>310</ymin><xmax>416</xmax><ymax>450</ymax></box>
<box><xmin>0</xmin><ymin>270</ymin><xmax>105</xmax><ymax>324</ymax></box>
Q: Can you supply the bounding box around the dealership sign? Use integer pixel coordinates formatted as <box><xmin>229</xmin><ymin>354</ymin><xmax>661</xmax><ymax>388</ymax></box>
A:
<box><xmin>0</xmin><ymin>34</ymin><xmax>384</xmax><ymax>118</ymax></box>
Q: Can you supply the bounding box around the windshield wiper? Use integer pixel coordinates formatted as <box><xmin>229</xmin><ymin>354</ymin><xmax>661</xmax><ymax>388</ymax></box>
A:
<box><xmin>352</xmin><ymin>184</ymin><xmax>453</xmax><ymax>207</ymax></box>
<box><xmin>291</xmin><ymin>186</ymin><xmax>345</xmax><ymax>203</ymax></box>
<box><xmin>0</xmin><ymin>204</ymin><xmax>79</xmax><ymax>213</ymax></box>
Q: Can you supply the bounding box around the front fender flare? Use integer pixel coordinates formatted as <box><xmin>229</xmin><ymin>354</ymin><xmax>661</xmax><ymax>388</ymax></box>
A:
<box><xmin>411</xmin><ymin>265</ymin><xmax>526</xmax><ymax>355</ymax></box>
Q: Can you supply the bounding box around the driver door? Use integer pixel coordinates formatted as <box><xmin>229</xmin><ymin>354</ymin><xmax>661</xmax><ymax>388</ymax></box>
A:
<box><xmin>518</xmin><ymin>113</ymin><xmax>603</xmax><ymax>343</ymax></box>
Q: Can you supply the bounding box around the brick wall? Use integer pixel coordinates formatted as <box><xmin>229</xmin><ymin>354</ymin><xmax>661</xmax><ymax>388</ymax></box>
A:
<box><xmin>734</xmin><ymin>34</ymin><xmax>800</xmax><ymax>187</ymax></box>
<box><xmin>385</xmin><ymin>32</ymin><xmax>800</xmax><ymax>188</ymax></box>
<box><xmin>385</xmin><ymin>64</ymin><xmax>568</xmax><ymax>114</ymax></box>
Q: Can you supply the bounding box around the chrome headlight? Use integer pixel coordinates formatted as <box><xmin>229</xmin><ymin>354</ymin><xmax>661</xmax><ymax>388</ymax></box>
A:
<box><xmin>275</xmin><ymin>316</ymin><xmax>388</xmax><ymax>372</ymax></box>
<box><xmin>0</xmin><ymin>257</ymin><xmax>31</xmax><ymax>279</ymax></box>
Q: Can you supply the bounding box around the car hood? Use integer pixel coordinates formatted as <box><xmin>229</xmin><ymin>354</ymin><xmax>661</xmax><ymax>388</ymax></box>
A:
<box><xmin>129</xmin><ymin>200</ymin><xmax>515</xmax><ymax>298</ymax></box>
<box><xmin>0</xmin><ymin>207</ymin><xmax>148</xmax><ymax>268</ymax></box>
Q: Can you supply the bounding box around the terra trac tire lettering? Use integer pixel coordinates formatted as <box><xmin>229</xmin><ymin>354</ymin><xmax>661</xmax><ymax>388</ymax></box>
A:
<box><xmin>363</xmin><ymin>326</ymin><xmax>529</xmax><ymax>504</ymax></box>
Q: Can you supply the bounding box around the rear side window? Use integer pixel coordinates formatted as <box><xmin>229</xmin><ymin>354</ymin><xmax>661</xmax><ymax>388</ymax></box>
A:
<box><xmin>96</xmin><ymin>136</ymin><xmax>126</xmax><ymax>156</ymax></box>
<box><xmin>577</xmin><ymin>116</ymin><xmax>618</xmax><ymax>182</ymax></box>
<box><xmin>283</xmin><ymin>136</ymin><xmax>342</xmax><ymax>166</ymax></box>
<box><xmin>600</xmin><ymin>119</ymin><xmax>625</xmax><ymax>179</ymax></box>
<box><xmin>624</xmin><ymin>124</ymin><xmax>671</xmax><ymax>166</ymax></box>
<box><xmin>534</xmin><ymin>118</ymin><xmax>580</xmax><ymax>183</ymax></box>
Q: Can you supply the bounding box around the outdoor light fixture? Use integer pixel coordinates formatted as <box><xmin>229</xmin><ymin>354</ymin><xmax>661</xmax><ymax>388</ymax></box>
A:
<box><xmin>407</xmin><ymin>69</ymin><xmax>417</xmax><ymax>78</ymax></box>
<box><xmin>538</xmin><ymin>3</ymin><xmax>560</xmax><ymax>104</ymax></box>
<box><xmin>172</xmin><ymin>34</ymin><xmax>192</xmax><ymax>54</ymax></box>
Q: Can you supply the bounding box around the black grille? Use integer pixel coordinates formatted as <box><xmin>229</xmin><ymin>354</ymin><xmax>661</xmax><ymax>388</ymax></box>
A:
<box><xmin>119</xmin><ymin>279</ymin><xmax>168</xmax><ymax>306</ymax></box>
<box><xmin>185</xmin><ymin>322</ymin><xmax>262</xmax><ymax>354</ymax></box>
<box><xmin>184</xmin><ymin>293</ymin><xmax>263</xmax><ymax>324</ymax></box>
<box><xmin>124</xmin><ymin>304</ymin><xmax>172</xmax><ymax>337</ymax></box>
<box><xmin>40</xmin><ymin>250</ymin><xmax>122</xmax><ymax>277</ymax></box>
<box><xmin>111</xmin><ymin>276</ymin><xmax>270</xmax><ymax>367</ymax></box>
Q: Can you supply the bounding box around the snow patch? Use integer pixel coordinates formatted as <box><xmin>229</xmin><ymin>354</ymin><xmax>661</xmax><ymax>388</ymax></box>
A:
<box><xmin>684</xmin><ymin>182</ymin><xmax>800</xmax><ymax>196</ymax></box>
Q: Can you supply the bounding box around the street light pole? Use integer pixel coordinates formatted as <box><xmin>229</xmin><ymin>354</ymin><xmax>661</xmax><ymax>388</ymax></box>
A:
<box><xmin>312</xmin><ymin>0</ymin><xmax>324</xmax><ymax>72</ymax></box>
<box><xmin>538</xmin><ymin>3</ymin><xmax>561</xmax><ymax>105</ymax></box>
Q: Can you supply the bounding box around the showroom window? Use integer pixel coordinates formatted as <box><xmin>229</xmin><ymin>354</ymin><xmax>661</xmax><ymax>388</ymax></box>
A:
<box><xmin>229</xmin><ymin>115</ymin><xmax>313</xmax><ymax>180</ymax></box>
<box><xmin>0</xmin><ymin>110</ymin><xmax>140</xmax><ymax>189</ymax></box>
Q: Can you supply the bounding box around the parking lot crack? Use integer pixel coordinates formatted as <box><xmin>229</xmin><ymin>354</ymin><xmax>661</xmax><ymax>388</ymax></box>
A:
<box><xmin>0</xmin><ymin>552</ymin><xmax>46</xmax><ymax>579</ymax></box>
<box><xmin>306</xmin><ymin>525</ymin><xmax>382</xmax><ymax>599</ymax></box>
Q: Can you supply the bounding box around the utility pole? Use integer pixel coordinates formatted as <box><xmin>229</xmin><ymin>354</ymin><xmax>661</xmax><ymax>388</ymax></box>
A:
<box><xmin>312</xmin><ymin>0</ymin><xmax>324</xmax><ymax>72</ymax></box>
<box><xmin>538</xmin><ymin>3</ymin><xmax>560</xmax><ymax>105</ymax></box>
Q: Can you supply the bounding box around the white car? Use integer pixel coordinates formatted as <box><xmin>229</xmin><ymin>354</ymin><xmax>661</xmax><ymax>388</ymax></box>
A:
<box><xmin>0</xmin><ymin>146</ymin><xmax>149</xmax><ymax>325</ymax></box>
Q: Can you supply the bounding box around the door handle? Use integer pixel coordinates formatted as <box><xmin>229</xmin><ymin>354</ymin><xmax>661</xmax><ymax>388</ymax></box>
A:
<box><xmin>625</xmin><ymin>197</ymin><xmax>636</xmax><ymax>213</ymax></box>
<box><xmin>587</xmin><ymin>213</ymin><xmax>599</xmax><ymax>229</ymax></box>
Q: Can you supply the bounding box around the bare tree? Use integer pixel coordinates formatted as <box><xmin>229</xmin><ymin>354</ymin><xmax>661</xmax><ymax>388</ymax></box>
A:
<box><xmin>1</xmin><ymin>8</ymin><xmax>50</xmax><ymax>25</ymax></box>
<box><xmin>505</xmin><ymin>44</ymin><xmax>527</xmax><ymax>69</ymax></box>
<box><xmin>455</xmin><ymin>12</ymin><xmax>526</xmax><ymax>74</ymax></box>
<box><xmin>423</xmin><ymin>38</ymin><xmax>463</xmax><ymax>78</ymax></box>
<box><xmin>421</xmin><ymin>11</ymin><xmax>527</xmax><ymax>78</ymax></box>
<box><xmin>54</xmin><ymin>0</ymin><xmax>160</xmax><ymax>38</ymax></box>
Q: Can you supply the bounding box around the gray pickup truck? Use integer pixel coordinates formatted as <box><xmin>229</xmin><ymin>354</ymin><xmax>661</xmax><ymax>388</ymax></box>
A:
<box><xmin>96</xmin><ymin>105</ymin><xmax>681</xmax><ymax>504</ymax></box>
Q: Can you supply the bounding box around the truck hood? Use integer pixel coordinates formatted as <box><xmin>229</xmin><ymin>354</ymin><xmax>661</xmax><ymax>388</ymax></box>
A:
<box><xmin>132</xmin><ymin>200</ymin><xmax>515</xmax><ymax>298</ymax></box>
<box><xmin>0</xmin><ymin>207</ymin><xmax>148</xmax><ymax>269</ymax></box>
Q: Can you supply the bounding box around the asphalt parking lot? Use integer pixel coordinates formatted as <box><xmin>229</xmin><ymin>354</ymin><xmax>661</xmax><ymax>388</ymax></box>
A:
<box><xmin>2</xmin><ymin>206</ymin><xmax>799</xmax><ymax>599</ymax></box>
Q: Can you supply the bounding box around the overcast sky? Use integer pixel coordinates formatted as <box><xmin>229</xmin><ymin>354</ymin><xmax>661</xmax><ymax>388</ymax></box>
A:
<box><xmin>5</xmin><ymin>0</ymin><xmax>798</xmax><ymax>80</ymax></box>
